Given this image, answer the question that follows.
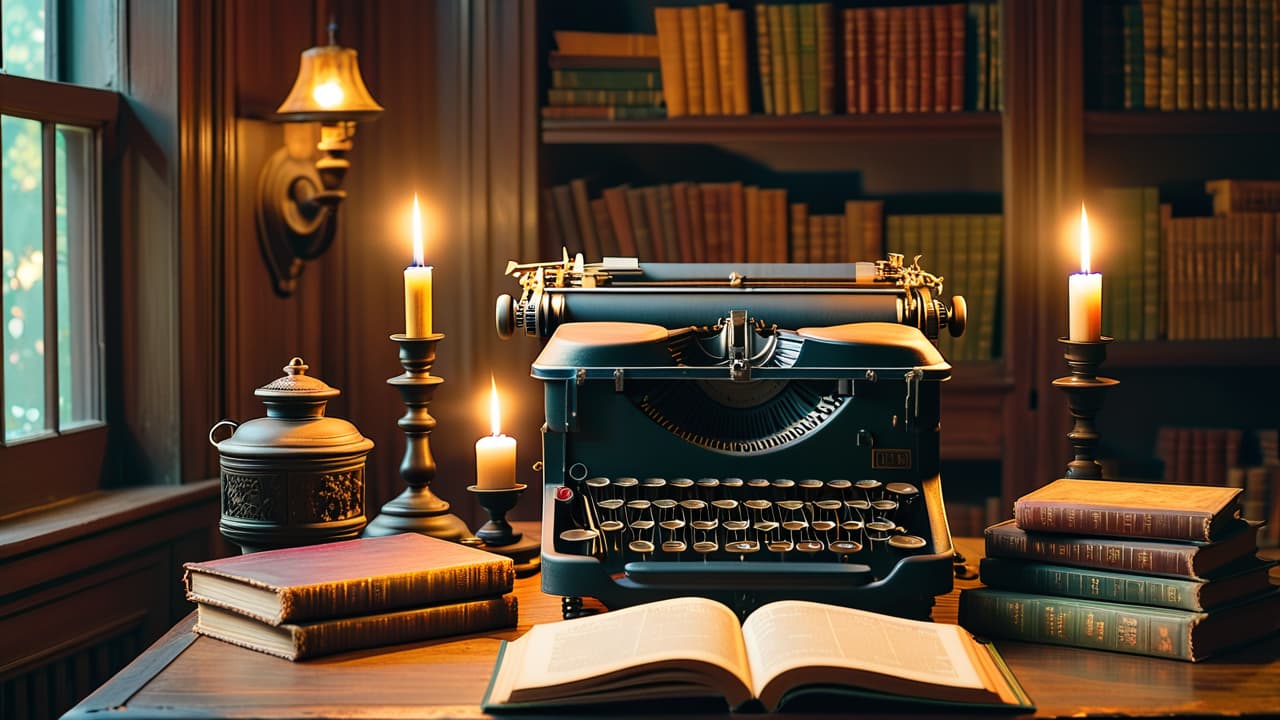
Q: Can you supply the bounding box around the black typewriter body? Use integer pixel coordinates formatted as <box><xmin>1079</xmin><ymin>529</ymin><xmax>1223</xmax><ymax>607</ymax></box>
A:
<box><xmin>498</xmin><ymin>257</ymin><xmax>965</xmax><ymax>620</ymax></box>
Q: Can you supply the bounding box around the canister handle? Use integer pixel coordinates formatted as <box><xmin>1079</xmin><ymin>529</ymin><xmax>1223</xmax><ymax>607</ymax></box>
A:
<box><xmin>208</xmin><ymin>420</ymin><xmax>238</xmax><ymax>447</ymax></box>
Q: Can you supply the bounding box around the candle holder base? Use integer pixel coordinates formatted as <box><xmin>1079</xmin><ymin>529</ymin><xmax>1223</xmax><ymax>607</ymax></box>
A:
<box><xmin>466</xmin><ymin>485</ymin><xmax>540</xmax><ymax>576</ymax></box>
<box><xmin>363</xmin><ymin>487</ymin><xmax>472</xmax><ymax>541</ymax></box>
<box><xmin>1053</xmin><ymin>337</ymin><xmax>1120</xmax><ymax>480</ymax></box>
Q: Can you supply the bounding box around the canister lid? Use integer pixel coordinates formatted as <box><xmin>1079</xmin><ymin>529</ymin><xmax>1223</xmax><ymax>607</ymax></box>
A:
<box><xmin>255</xmin><ymin>357</ymin><xmax>340</xmax><ymax>400</ymax></box>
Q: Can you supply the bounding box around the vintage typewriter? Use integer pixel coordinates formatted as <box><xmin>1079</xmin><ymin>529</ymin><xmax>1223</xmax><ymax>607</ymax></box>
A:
<box><xmin>496</xmin><ymin>253</ymin><xmax>966</xmax><ymax>620</ymax></box>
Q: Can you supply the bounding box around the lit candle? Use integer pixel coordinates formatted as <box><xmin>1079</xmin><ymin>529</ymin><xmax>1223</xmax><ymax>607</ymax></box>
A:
<box><xmin>475</xmin><ymin>376</ymin><xmax>517</xmax><ymax>490</ymax></box>
<box><xmin>1068</xmin><ymin>204</ymin><xmax>1103</xmax><ymax>342</ymax></box>
<box><xmin>404</xmin><ymin>194</ymin><xmax>433</xmax><ymax>337</ymax></box>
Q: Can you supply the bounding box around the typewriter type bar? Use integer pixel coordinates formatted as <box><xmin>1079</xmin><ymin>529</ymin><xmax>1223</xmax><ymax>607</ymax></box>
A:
<box><xmin>500</xmin><ymin>256</ymin><xmax>962</xmax><ymax>620</ymax></box>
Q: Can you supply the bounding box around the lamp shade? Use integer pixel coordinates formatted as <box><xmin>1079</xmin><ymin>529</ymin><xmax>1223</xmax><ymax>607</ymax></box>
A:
<box><xmin>276</xmin><ymin>44</ymin><xmax>384</xmax><ymax>121</ymax></box>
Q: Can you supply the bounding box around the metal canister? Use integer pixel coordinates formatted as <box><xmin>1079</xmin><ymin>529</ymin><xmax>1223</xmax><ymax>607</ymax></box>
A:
<box><xmin>209</xmin><ymin>357</ymin><xmax>374</xmax><ymax>553</ymax></box>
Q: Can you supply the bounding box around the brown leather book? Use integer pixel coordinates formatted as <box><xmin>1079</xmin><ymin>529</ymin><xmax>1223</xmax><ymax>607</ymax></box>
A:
<box><xmin>782</xmin><ymin>3</ymin><xmax>803</xmax><ymax>113</ymax></box>
<box><xmin>195</xmin><ymin>594</ymin><xmax>518</xmax><ymax>661</ymax></box>
<box><xmin>590</xmin><ymin>197</ymin><xmax>619</xmax><ymax>258</ymax></box>
<box><xmin>714</xmin><ymin>3</ymin><xmax>735</xmax><ymax>114</ymax></box>
<box><xmin>679</xmin><ymin>7</ymin><xmax>705</xmax><ymax>115</ymax></box>
<box><xmin>904</xmin><ymin>5</ymin><xmax>920</xmax><ymax>112</ymax></box>
<box><xmin>687</xmin><ymin>183</ymin><xmax>707</xmax><ymax>262</ymax></box>
<box><xmin>932</xmin><ymin>4</ymin><xmax>949</xmax><ymax>112</ymax></box>
<box><xmin>918</xmin><ymin>3</ymin><xmax>934</xmax><ymax>113</ymax></box>
<box><xmin>854</xmin><ymin>8</ymin><xmax>873</xmax><ymax>113</ymax></box>
<box><xmin>671</xmin><ymin>181</ymin><xmax>694</xmax><ymax>262</ymax></box>
<box><xmin>553</xmin><ymin>31</ymin><xmax>659</xmax><ymax>57</ymax></box>
<box><xmin>949</xmin><ymin>3</ymin><xmax>965</xmax><ymax>112</ymax></box>
<box><xmin>654</xmin><ymin>7</ymin><xmax>688</xmax><ymax>118</ymax></box>
<box><xmin>728</xmin><ymin>181</ymin><xmax>746</xmax><ymax>260</ymax></box>
<box><xmin>1014</xmin><ymin>478</ymin><xmax>1244</xmax><ymax>542</ymax></box>
<box><xmin>603</xmin><ymin>185</ymin><xmax>638</xmax><ymax>256</ymax></box>
<box><xmin>730</xmin><ymin>9</ymin><xmax>750</xmax><ymax>114</ymax></box>
<box><xmin>768</xmin><ymin>4</ymin><xmax>789</xmax><ymax>114</ymax></box>
<box><xmin>755</xmin><ymin>4</ymin><xmax>775</xmax><ymax>115</ymax></box>
<box><xmin>790</xmin><ymin>203</ymin><xmax>809</xmax><ymax>263</ymax></box>
<box><xmin>843</xmin><ymin>9</ymin><xmax>857</xmax><ymax>113</ymax></box>
<box><xmin>807</xmin><ymin>213</ymin><xmax>822</xmax><ymax>262</ymax></box>
<box><xmin>570</xmin><ymin>178</ymin><xmax>599</xmax><ymax>262</ymax></box>
<box><xmin>183</xmin><ymin>534</ymin><xmax>514</xmax><ymax>626</ymax></box>
<box><xmin>698</xmin><ymin>4</ymin><xmax>723</xmax><ymax>115</ymax></box>
<box><xmin>872</xmin><ymin>8</ymin><xmax>890</xmax><ymax>112</ymax></box>
<box><xmin>642</xmin><ymin>186</ymin><xmax>666</xmax><ymax>262</ymax></box>
<box><xmin>816</xmin><ymin>2</ymin><xmax>835</xmax><ymax>114</ymax></box>
<box><xmin>888</xmin><ymin>7</ymin><xmax>905</xmax><ymax>112</ymax></box>
<box><xmin>772</xmin><ymin>189</ymin><xmax>789</xmax><ymax>261</ymax></box>
<box><xmin>745</xmin><ymin>185</ymin><xmax>762</xmax><ymax>261</ymax></box>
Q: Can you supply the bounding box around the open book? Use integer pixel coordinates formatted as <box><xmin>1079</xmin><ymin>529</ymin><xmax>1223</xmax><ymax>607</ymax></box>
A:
<box><xmin>482</xmin><ymin>597</ymin><xmax>1032</xmax><ymax>713</ymax></box>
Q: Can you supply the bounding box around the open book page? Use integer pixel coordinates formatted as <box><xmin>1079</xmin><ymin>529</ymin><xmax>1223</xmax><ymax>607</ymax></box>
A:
<box><xmin>490</xmin><ymin>596</ymin><xmax>753</xmax><ymax>705</ymax></box>
<box><xmin>741</xmin><ymin>600</ymin><xmax>991</xmax><ymax>706</ymax></box>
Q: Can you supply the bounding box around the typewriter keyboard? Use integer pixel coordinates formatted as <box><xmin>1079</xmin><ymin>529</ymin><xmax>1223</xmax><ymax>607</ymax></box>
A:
<box><xmin>554</xmin><ymin>476</ymin><xmax>929</xmax><ymax>567</ymax></box>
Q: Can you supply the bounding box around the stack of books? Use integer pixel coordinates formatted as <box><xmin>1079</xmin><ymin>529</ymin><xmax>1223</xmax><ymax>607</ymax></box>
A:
<box><xmin>959</xmin><ymin>479</ymin><xmax>1280</xmax><ymax>661</ymax></box>
<box><xmin>654</xmin><ymin>3</ymin><xmax>750</xmax><ymax>117</ymax></box>
<box><xmin>184</xmin><ymin>533</ymin><xmax>518</xmax><ymax>661</ymax></box>
<box><xmin>544</xmin><ymin>31</ymin><xmax>666</xmax><ymax>121</ymax></box>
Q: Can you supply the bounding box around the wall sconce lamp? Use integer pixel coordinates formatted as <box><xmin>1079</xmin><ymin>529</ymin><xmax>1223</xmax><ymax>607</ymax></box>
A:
<box><xmin>257</xmin><ymin>23</ymin><xmax>383</xmax><ymax>297</ymax></box>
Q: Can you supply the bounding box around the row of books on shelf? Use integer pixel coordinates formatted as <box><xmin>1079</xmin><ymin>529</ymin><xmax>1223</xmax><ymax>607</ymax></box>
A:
<box><xmin>1091</xmin><ymin>179</ymin><xmax>1279</xmax><ymax>342</ymax></box>
<box><xmin>543</xmin><ymin>179</ymin><xmax>1002</xmax><ymax>361</ymax></box>
<box><xmin>544</xmin><ymin>0</ymin><xmax>1003</xmax><ymax>121</ymax></box>
<box><xmin>958</xmin><ymin>479</ymin><xmax>1280</xmax><ymax>661</ymax></box>
<box><xmin>1097</xmin><ymin>0</ymin><xmax>1280</xmax><ymax>112</ymax></box>
<box><xmin>1154</xmin><ymin>425</ymin><xmax>1280</xmax><ymax>546</ymax></box>
<box><xmin>182</xmin><ymin>534</ymin><xmax>518</xmax><ymax>660</ymax></box>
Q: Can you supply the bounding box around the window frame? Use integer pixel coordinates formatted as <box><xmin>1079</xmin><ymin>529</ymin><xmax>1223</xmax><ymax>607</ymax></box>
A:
<box><xmin>1</xmin><ymin>73</ymin><xmax>119</xmax><ymax>515</ymax></box>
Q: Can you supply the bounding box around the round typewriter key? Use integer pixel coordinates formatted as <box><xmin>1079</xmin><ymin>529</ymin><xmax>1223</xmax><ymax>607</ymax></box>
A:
<box><xmin>781</xmin><ymin>520</ymin><xmax>808</xmax><ymax>532</ymax></box>
<box><xmin>776</xmin><ymin>500</ymin><xmax>804</xmax><ymax>511</ymax></box>
<box><xmin>830</xmin><ymin>540</ymin><xmax>863</xmax><ymax>555</ymax></box>
<box><xmin>888</xmin><ymin>534</ymin><xmax>927</xmax><ymax>551</ymax></box>
<box><xmin>599</xmin><ymin>520</ymin><xmax>624</xmax><ymax>532</ymax></box>
<box><xmin>585</xmin><ymin>477</ymin><xmax>610</xmax><ymax>488</ymax></box>
<box><xmin>694</xmin><ymin>540</ymin><xmax>718</xmax><ymax>554</ymax></box>
<box><xmin>826</xmin><ymin>479</ymin><xmax>852</xmax><ymax>490</ymax></box>
<box><xmin>691</xmin><ymin>519</ymin><xmax>719</xmax><ymax>531</ymax></box>
<box><xmin>845</xmin><ymin>499</ymin><xmax>871</xmax><ymax>511</ymax></box>
<box><xmin>811</xmin><ymin>520</ymin><xmax>837</xmax><ymax>532</ymax></box>
<box><xmin>659</xmin><ymin>519</ymin><xmax>685</xmax><ymax>530</ymax></box>
<box><xmin>711</xmin><ymin>499</ymin><xmax>739</xmax><ymax>510</ymax></box>
<box><xmin>798</xmin><ymin>478</ymin><xmax>823</xmax><ymax>490</ymax></box>
<box><xmin>796</xmin><ymin>540</ymin><xmax>824</xmax><ymax>553</ymax></box>
<box><xmin>641</xmin><ymin>477</ymin><xmax>666</xmax><ymax>488</ymax></box>
<box><xmin>815</xmin><ymin>499</ymin><xmax>842</xmax><ymax>511</ymax></box>
<box><xmin>696</xmin><ymin>477</ymin><xmax>720</xmax><ymax>488</ymax></box>
<box><xmin>662</xmin><ymin>540</ymin><xmax>687</xmax><ymax>553</ymax></box>
<box><xmin>747</xmin><ymin>478</ymin><xmax>771</xmax><ymax>488</ymax></box>
<box><xmin>744</xmin><ymin>499</ymin><xmax>772</xmax><ymax>510</ymax></box>
<box><xmin>559</xmin><ymin>528</ymin><xmax>598</xmax><ymax>542</ymax></box>
<box><xmin>679</xmin><ymin>499</ymin><xmax>706</xmax><ymax>511</ymax></box>
<box><xmin>723</xmin><ymin>520</ymin><xmax>750</xmax><ymax>532</ymax></box>
<box><xmin>768</xmin><ymin>540</ymin><xmax>794</xmax><ymax>553</ymax></box>
<box><xmin>885</xmin><ymin>482</ymin><xmax>918</xmax><ymax>499</ymax></box>
<box><xmin>855</xmin><ymin>479</ymin><xmax>882</xmax><ymax>492</ymax></box>
<box><xmin>653</xmin><ymin>498</ymin><xmax>677</xmax><ymax>510</ymax></box>
<box><xmin>841</xmin><ymin>520</ymin><xmax>865</xmax><ymax>532</ymax></box>
<box><xmin>871</xmin><ymin>499</ymin><xmax>898</xmax><ymax>513</ymax></box>
<box><xmin>597</xmin><ymin>498</ymin><xmax>624</xmax><ymax>510</ymax></box>
<box><xmin>772</xmin><ymin>478</ymin><xmax>795</xmax><ymax>489</ymax></box>
<box><xmin>614</xmin><ymin>477</ymin><xmax>639</xmax><ymax>488</ymax></box>
<box><xmin>670</xmin><ymin>477</ymin><xmax>694</xmax><ymax>489</ymax></box>
<box><xmin>727</xmin><ymin>540</ymin><xmax>759</xmax><ymax>554</ymax></box>
<box><xmin>628</xmin><ymin>540</ymin><xmax>655</xmax><ymax>554</ymax></box>
<box><xmin>721</xmin><ymin>477</ymin><xmax>744</xmax><ymax>488</ymax></box>
<box><xmin>754</xmin><ymin>520</ymin><xmax>779</xmax><ymax>533</ymax></box>
<box><xmin>629</xmin><ymin>520</ymin><xmax>655</xmax><ymax>531</ymax></box>
<box><xmin>627</xmin><ymin>499</ymin><xmax>652</xmax><ymax>510</ymax></box>
<box><xmin>866</xmin><ymin>520</ymin><xmax>895</xmax><ymax>540</ymax></box>
<box><xmin>555</xmin><ymin>486</ymin><xmax>574</xmax><ymax>502</ymax></box>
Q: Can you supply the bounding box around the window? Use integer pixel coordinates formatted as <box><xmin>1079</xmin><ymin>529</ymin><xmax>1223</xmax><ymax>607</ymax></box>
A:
<box><xmin>2</xmin><ymin>0</ymin><xmax>119</xmax><ymax>513</ymax></box>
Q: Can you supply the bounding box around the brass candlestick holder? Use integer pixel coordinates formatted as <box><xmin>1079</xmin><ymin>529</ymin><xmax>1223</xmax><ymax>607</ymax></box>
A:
<box><xmin>1052</xmin><ymin>337</ymin><xmax>1120</xmax><ymax>479</ymax></box>
<box><xmin>467</xmin><ymin>483</ymin><xmax>527</xmax><ymax>546</ymax></box>
<box><xmin>364</xmin><ymin>333</ymin><xmax>471</xmax><ymax>540</ymax></box>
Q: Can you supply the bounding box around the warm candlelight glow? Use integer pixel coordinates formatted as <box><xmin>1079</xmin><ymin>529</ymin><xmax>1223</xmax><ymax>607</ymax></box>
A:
<box><xmin>1079</xmin><ymin>204</ymin><xmax>1092</xmax><ymax>274</ymax></box>
<box><xmin>412</xmin><ymin>194</ymin><xmax>425</xmax><ymax>266</ymax></box>
<box><xmin>404</xmin><ymin>194</ymin><xmax>433</xmax><ymax>337</ymax></box>
<box><xmin>476</xmin><ymin>374</ymin><xmax>517</xmax><ymax>490</ymax></box>
<box><xmin>1068</xmin><ymin>203</ymin><xmax>1102</xmax><ymax>342</ymax></box>
<box><xmin>489</xmin><ymin>376</ymin><xmax>502</xmax><ymax>436</ymax></box>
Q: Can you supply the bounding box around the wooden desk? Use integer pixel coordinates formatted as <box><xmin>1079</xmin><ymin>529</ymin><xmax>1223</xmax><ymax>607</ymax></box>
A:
<box><xmin>64</xmin><ymin>536</ymin><xmax>1280</xmax><ymax>719</ymax></box>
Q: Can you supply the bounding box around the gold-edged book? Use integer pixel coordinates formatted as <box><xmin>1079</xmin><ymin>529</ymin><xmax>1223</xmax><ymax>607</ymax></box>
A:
<box><xmin>195</xmin><ymin>594</ymin><xmax>518</xmax><ymax>661</ymax></box>
<box><xmin>481</xmin><ymin>597</ymin><xmax>1033</xmax><ymax>713</ymax></box>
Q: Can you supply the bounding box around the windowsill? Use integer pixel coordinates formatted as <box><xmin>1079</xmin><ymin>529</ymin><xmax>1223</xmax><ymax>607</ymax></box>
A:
<box><xmin>0</xmin><ymin>479</ymin><xmax>220</xmax><ymax>561</ymax></box>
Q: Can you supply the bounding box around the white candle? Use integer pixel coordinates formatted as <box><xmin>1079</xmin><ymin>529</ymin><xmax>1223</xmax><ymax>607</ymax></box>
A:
<box><xmin>475</xmin><ymin>377</ymin><xmax>517</xmax><ymax>489</ymax></box>
<box><xmin>1068</xmin><ymin>204</ymin><xmax>1102</xmax><ymax>342</ymax></box>
<box><xmin>404</xmin><ymin>194</ymin><xmax>433</xmax><ymax>337</ymax></box>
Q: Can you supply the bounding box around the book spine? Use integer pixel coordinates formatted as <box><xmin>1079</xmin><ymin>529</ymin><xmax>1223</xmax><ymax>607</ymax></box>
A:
<box><xmin>551</xmin><ymin>185</ymin><xmax>582</xmax><ymax>256</ymax></box>
<box><xmin>714</xmin><ymin>3</ymin><xmax>734</xmax><ymax>114</ymax></box>
<box><xmin>730</xmin><ymin>9</ymin><xmax>749</xmax><ymax>115</ymax></box>
<box><xmin>1176</xmin><ymin>0</ymin><xmax>1192</xmax><ymax>108</ymax></box>
<box><xmin>918</xmin><ymin>3</ymin><xmax>934</xmax><ymax>114</ymax></box>
<box><xmin>551</xmin><ymin>70</ymin><xmax>661</xmax><ymax>90</ymax></box>
<box><xmin>984</xmin><ymin>523</ymin><xmax>1199</xmax><ymax>577</ymax></box>
<box><xmin>1217</xmin><ymin>0</ymin><xmax>1233</xmax><ymax>108</ymax></box>
<box><xmin>671</xmin><ymin>182</ymin><xmax>693</xmax><ymax>262</ymax></box>
<box><xmin>657</xmin><ymin>184</ymin><xmax>680</xmax><ymax>262</ymax></box>
<box><xmin>702</xmin><ymin>184</ymin><xmax>721</xmax><ymax>262</ymax></box>
<box><xmin>959</xmin><ymin>589</ymin><xmax>1198</xmax><ymax>661</ymax></box>
<box><xmin>569</xmin><ymin>179</ymin><xmax>599</xmax><ymax>263</ymax></box>
<box><xmin>642</xmin><ymin>186</ymin><xmax>666</xmax><ymax>262</ymax></box>
<box><xmin>1013</xmin><ymin>500</ymin><xmax>1216</xmax><ymax>542</ymax></box>
<box><xmin>1144</xmin><ymin>0</ymin><xmax>1163</xmax><ymax>109</ymax></box>
<box><xmin>791</xmin><ymin>203</ymin><xmax>810</xmax><ymax>263</ymax></box>
<box><xmin>745</xmin><ymin>185</ymin><xmax>762</xmax><ymax>262</ymax></box>
<box><xmin>768</xmin><ymin>4</ymin><xmax>789</xmax><ymax>114</ymax></box>
<box><xmin>1192</xmin><ymin>0</ymin><xmax>1206</xmax><ymax>109</ymax></box>
<box><xmin>603</xmin><ymin>185</ymin><xmax>637</xmax><ymax>256</ymax></box>
<box><xmin>1248</xmin><ymin>0</ymin><xmax>1262</xmax><ymax>109</ymax></box>
<box><xmin>798</xmin><ymin>3</ymin><xmax>819</xmax><ymax>112</ymax></box>
<box><xmin>688</xmin><ymin>184</ymin><xmax>706</xmax><ymax>262</ymax></box>
<box><xmin>816</xmin><ymin>2</ymin><xmax>835</xmax><ymax>115</ymax></box>
<box><xmin>843</xmin><ymin>9</ymin><xmax>856</xmax><ymax>114</ymax></box>
<box><xmin>653</xmin><ymin>8</ymin><xmax>687</xmax><ymax>118</ymax></box>
<box><xmin>1205</xmin><ymin>0</ymin><xmax>1220</xmax><ymax>109</ymax></box>
<box><xmin>807</xmin><ymin>214</ymin><xmax>822</xmax><ymax>263</ymax></box>
<box><xmin>760</xmin><ymin>188</ymin><xmax>777</xmax><ymax>262</ymax></box>
<box><xmin>729</xmin><ymin>181</ymin><xmax>746</xmax><ymax>260</ymax></box>
<box><xmin>888</xmin><ymin>7</ymin><xmax>905</xmax><ymax>112</ymax></box>
<box><xmin>541</xmin><ymin>189</ymin><xmax>562</xmax><ymax>251</ymax></box>
<box><xmin>1261</xmin><ymin>0</ymin><xmax>1273</xmax><ymax>109</ymax></box>
<box><xmin>268</xmin><ymin>596</ymin><xmax>518</xmax><ymax>661</ymax></box>
<box><xmin>904</xmin><ymin>5</ymin><xmax>920</xmax><ymax>113</ymax></box>
<box><xmin>756</xmin><ymin>4</ymin><xmax>775</xmax><ymax>116</ymax></box>
<box><xmin>627</xmin><ymin>188</ymin><xmax>655</xmax><ymax>260</ymax></box>
<box><xmin>679</xmin><ymin>7</ymin><xmax>705</xmax><ymax>115</ymax></box>
<box><xmin>590</xmin><ymin>198</ymin><xmax>618</xmax><ymax>258</ymax></box>
<box><xmin>1233</xmin><ymin>0</ymin><xmax>1246</xmax><ymax>109</ymax></box>
<box><xmin>872</xmin><ymin>8</ymin><xmax>889</xmax><ymax>112</ymax></box>
<box><xmin>1124</xmin><ymin>2</ymin><xmax>1139</xmax><ymax>108</ymax></box>
<box><xmin>283</xmin><ymin>561</ymin><xmax>514</xmax><ymax>623</ymax></box>
<box><xmin>977</xmin><ymin>214</ymin><xmax>1002</xmax><ymax>360</ymax></box>
<box><xmin>989</xmin><ymin>1</ymin><xmax>1001</xmax><ymax>110</ymax></box>
<box><xmin>698</xmin><ymin>4</ymin><xmax>722</xmax><ymax>115</ymax></box>
<box><xmin>546</xmin><ymin>89</ymin><xmax>664</xmax><ymax>106</ymax></box>
<box><xmin>539</xmin><ymin>106</ymin><xmax>666</xmax><ymax>120</ymax></box>
<box><xmin>932</xmin><ymin>4</ymin><xmax>950</xmax><ymax>112</ymax></box>
<box><xmin>782</xmin><ymin>4</ymin><xmax>803</xmax><ymax>113</ymax></box>
<box><xmin>1142</xmin><ymin>187</ymin><xmax>1161</xmax><ymax>341</ymax></box>
<box><xmin>957</xmin><ymin>2</ymin><xmax>973</xmax><ymax>111</ymax></box>
<box><xmin>1161</xmin><ymin>0</ymin><xmax>1179</xmax><ymax>109</ymax></box>
<box><xmin>978</xmin><ymin>557</ymin><xmax>1210</xmax><ymax>611</ymax></box>
<box><xmin>855</xmin><ymin>8</ymin><xmax>873</xmax><ymax>113</ymax></box>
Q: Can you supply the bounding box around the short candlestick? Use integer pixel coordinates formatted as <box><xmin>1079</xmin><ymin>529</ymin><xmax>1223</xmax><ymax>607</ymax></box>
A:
<box><xmin>1052</xmin><ymin>337</ymin><xmax>1120</xmax><ymax>479</ymax></box>
<box><xmin>364</xmin><ymin>333</ymin><xmax>471</xmax><ymax>540</ymax></box>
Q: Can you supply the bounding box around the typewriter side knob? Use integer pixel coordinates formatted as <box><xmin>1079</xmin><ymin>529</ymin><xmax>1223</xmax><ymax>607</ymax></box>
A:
<box><xmin>947</xmin><ymin>295</ymin><xmax>967</xmax><ymax>338</ymax></box>
<box><xmin>496</xmin><ymin>294</ymin><xmax>515</xmax><ymax>339</ymax></box>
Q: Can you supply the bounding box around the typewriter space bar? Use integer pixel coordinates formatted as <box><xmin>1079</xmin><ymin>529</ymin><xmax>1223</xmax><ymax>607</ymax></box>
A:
<box><xmin>624</xmin><ymin>561</ymin><xmax>873</xmax><ymax>588</ymax></box>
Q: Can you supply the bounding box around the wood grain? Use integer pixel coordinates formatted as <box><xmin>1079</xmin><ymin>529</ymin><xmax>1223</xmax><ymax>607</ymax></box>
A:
<box><xmin>65</xmin><ymin>535</ymin><xmax>1280</xmax><ymax>719</ymax></box>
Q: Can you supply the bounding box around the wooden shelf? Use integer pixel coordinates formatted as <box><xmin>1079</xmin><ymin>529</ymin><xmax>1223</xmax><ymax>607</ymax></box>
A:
<box><xmin>541</xmin><ymin>112</ymin><xmax>1003</xmax><ymax>144</ymax></box>
<box><xmin>1106</xmin><ymin>339</ymin><xmax>1280</xmax><ymax>368</ymax></box>
<box><xmin>1084</xmin><ymin>111</ymin><xmax>1280</xmax><ymax>136</ymax></box>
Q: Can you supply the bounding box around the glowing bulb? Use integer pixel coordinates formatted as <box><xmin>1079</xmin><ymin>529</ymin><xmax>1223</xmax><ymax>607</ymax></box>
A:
<box><xmin>312</xmin><ymin>80</ymin><xmax>344</xmax><ymax>109</ymax></box>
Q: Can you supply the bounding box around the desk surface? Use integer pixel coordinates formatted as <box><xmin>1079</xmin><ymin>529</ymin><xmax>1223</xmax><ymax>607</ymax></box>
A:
<box><xmin>65</xmin><ymin>534</ymin><xmax>1280</xmax><ymax>719</ymax></box>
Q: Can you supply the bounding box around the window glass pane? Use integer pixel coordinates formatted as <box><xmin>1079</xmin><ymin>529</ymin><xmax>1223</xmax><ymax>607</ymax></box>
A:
<box><xmin>2</xmin><ymin>114</ymin><xmax>47</xmax><ymax>442</ymax></box>
<box><xmin>55</xmin><ymin>124</ymin><xmax>100</xmax><ymax>430</ymax></box>
<box><xmin>1</xmin><ymin>0</ymin><xmax>47</xmax><ymax>80</ymax></box>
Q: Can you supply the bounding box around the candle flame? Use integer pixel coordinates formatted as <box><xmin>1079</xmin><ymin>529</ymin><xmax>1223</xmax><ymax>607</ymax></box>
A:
<box><xmin>1079</xmin><ymin>203</ymin><xmax>1092</xmax><ymax>274</ymax></box>
<box><xmin>489</xmin><ymin>375</ymin><xmax>502</xmax><ymax>436</ymax></box>
<box><xmin>412</xmin><ymin>194</ymin><xmax>425</xmax><ymax>267</ymax></box>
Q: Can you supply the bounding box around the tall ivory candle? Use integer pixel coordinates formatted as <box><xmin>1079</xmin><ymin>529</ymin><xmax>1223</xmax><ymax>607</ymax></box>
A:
<box><xmin>476</xmin><ymin>377</ymin><xmax>517</xmax><ymax>489</ymax></box>
<box><xmin>1068</xmin><ymin>204</ymin><xmax>1102</xmax><ymax>342</ymax></box>
<box><xmin>405</xmin><ymin>194</ymin><xmax>433</xmax><ymax>337</ymax></box>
